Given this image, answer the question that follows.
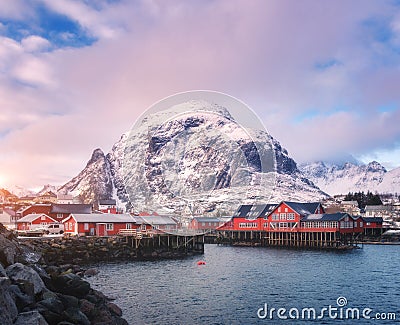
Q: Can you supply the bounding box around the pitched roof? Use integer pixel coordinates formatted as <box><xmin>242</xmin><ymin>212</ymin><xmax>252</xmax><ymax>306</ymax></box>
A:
<box><xmin>284</xmin><ymin>202</ymin><xmax>322</xmax><ymax>216</ymax></box>
<box><xmin>138</xmin><ymin>215</ymin><xmax>177</xmax><ymax>225</ymax></box>
<box><xmin>17</xmin><ymin>213</ymin><xmax>57</xmax><ymax>223</ymax></box>
<box><xmin>233</xmin><ymin>204</ymin><xmax>277</xmax><ymax>219</ymax></box>
<box><xmin>66</xmin><ymin>214</ymin><xmax>135</xmax><ymax>223</ymax></box>
<box><xmin>51</xmin><ymin>204</ymin><xmax>92</xmax><ymax>214</ymax></box>
<box><xmin>233</xmin><ymin>205</ymin><xmax>252</xmax><ymax>217</ymax></box>
<box><xmin>301</xmin><ymin>212</ymin><xmax>352</xmax><ymax>222</ymax></box>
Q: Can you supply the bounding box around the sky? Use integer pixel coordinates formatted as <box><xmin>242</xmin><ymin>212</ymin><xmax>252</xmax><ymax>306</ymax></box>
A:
<box><xmin>0</xmin><ymin>0</ymin><xmax>400</xmax><ymax>190</ymax></box>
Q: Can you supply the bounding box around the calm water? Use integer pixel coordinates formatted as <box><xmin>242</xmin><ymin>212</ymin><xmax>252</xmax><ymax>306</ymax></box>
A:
<box><xmin>87</xmin><ymin>245</ymin><xmax>400</xmax><ymax>324</ymax></box>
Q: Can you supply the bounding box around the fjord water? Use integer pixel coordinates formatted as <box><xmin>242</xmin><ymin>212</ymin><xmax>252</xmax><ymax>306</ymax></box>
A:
<box><xmin>88</xmin><ymin>245</ymin><xmax>400</xmax><ymax>324</ymax></box>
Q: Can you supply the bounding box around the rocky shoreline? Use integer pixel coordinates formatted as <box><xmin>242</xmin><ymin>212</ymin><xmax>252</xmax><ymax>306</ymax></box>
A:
<box><xmin>0</xmin><ymin>224</ymin><xmax>129</xmax><ymax>325</ymax></box>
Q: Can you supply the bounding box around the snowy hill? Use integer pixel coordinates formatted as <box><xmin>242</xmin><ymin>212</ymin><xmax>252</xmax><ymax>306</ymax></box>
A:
<box><xmin>300</xmin><ymin>161</ymin><xmax>399</xmax><ymax>195</ymax></box>
<box><xmin>59</xmin><ymin>99</ymin><xmax>327</xmax><ymax>214</ymax></box>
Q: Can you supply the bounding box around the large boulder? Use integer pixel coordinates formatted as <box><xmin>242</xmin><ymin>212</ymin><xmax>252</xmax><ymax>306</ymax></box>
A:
<box><xmin>14</xmin><ymin>310</ymin><xmax>48</xmax><ymax>325</ymax></box>
<box><xmin>0</xmin><ymin>277</ymin><xmax>18</xmax><ymax>325</ymax></box>
<box><xmin>0</xmin><ymin>263</ymin><xmax>6</xmax><ymax>277</ymax></box>
<box><xmin>6</xmin><ymin>263</ymin><xmax>46</xmax><ymax>295</ymax></box>
<box><xmin>52</xmin><ymin>273</ymin><xmax>90</xmax><ymax>298</ymax></box>
<box><xmin>0</xmin><ymin>234</ymin><xmax>19</xmax><ymax>266</ymax></box>
<box><xmin>63</xmin><ymin>307</ymin><xmax>90</xmax><ymax>325</ymax></box>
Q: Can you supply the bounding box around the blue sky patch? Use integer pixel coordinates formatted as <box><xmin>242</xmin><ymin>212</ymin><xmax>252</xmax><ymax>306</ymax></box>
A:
<box><xmin>0</xmin><ymin>3</ymin><xmax>96</xmax><ymax>49</ymax></box>
<box><xmin>314</xmin><ymin>59</ymin><xmax>342</xmax><ymax>70</ymax></box>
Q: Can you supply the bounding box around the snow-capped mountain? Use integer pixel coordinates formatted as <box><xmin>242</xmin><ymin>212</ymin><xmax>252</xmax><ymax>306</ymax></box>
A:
<box><xmin>300</xmin><ymin>161</ymin><xmax>399</xmax><ymax>195</ymax></box>
<box><xmin>36</xmin><ymin>184</ymin><xmax>59</xmax><ymax>196</ymax></box>
<box><xmin>7</xmin><ymin>185</ymin><xmax>36</xmax><ymax>198</ymax></box>
<box><xmin>59</xmin><ymin>99</ymin><xmax>327</xmax><ymax>214</ymax></box>
<box><xmin>58</xmin><ymin>148</ymin><xmax>114</xmax><ymax>205</ymax></box>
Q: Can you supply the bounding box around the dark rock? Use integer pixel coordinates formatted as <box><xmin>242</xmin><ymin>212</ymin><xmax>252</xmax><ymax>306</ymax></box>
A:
<box><xmin>45</xmin><ymin>265</ymin><xmax>60</xmax><ymax>277</ymax></box>
<box><xmin>6</xmin><ymin>263</ymin><xmax>46</xmax><ymax>295</ymax></box>
<box><xmin>79</xmin><ymin>299</ymin><xmax>95</xmax><ymax>319</ymax></box>
<box><xmin>37</xmin><ymin>296</ymin><xmax>65</xmax><ymax>315</ymax></box>
<box><xmin>0</xmin><ymin>277</ymin><xmax>18</xmax><ymax>325</ymax></box>
<box><xmin>9</xmin><ymin>284</ymin><xmax>35</xmax><ymax>311</ymax></box>
<box><xmin>0</xmin><ymin>233</ymin><xmax>19</xmax><ymax>266</ymax></box>
<box><xmin>57</xmin><ymin>293</ymin><xmax>79</xmax><ymax>309</ymax></box>
<box><xmin>84</xmin><ymin>268</ymin><xmax>99</xmax><ymax>277</ymax></box>
<box><xmin>0</xmin><ymin>262</ymin><xmax>6</xmax><ymax>277</ymax></box>
<box><xmin>107</xmin><ymin>302</ymin><xmax>122</xmax><ymax>317</ymax></box>
<box><xmin>91</xmin><ymin>309</ymin><xmax>114</xmax><ymax>324</ymax></box>
<box><xmin>14</xmin><ymin>310</ymin><xmax>48</xmax><ymax>325</ymax></box>
<box><xmin>63</xmin><ymin>307</ymin><xmax>90</xmax><ymax>325</ymax></box>
<box><xmin>16</xmin><ymin>245</ymin><xmax>42</xmax><ymax>264</ymax></box>
<box><xmin>37</xmin><ymin>308</ymin><xmax>63</xmax><ymax>325</ymax></box>
<box><xmin>52</xmin><ymin>273</ymin><xmax>90</xmax><ymax>298</ymax></box>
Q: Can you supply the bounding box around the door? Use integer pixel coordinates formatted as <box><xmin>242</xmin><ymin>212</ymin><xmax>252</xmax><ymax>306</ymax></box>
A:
<box><xmin>97</xmin><ymin>223</ymin><xmax>106</xmax><ymax>236</ymax></box>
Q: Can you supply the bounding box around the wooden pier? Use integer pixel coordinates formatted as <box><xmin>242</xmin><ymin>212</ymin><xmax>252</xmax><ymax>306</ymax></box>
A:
<box><xmin>216</xmin><ymin>230</ymin><xmax>362</xmax><ymax>249</ymax></box>
<box><xmin>120</xmin><ymin>229</ymin><xmax>205</xmax><ymax>258</ymax></box>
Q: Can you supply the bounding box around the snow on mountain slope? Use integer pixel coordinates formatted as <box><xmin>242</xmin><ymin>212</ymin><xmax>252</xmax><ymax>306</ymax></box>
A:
<box><xmin>59</xmin><ymin>99</ymin><xmax>327</xmax><ymax>214</ymax></box>
<box><xmin>299</xmin><ymin>161</ymin><xmax>398</xmax><ymax>195</ymax></box>
<box><xmin>378</xmin><ymin>167</ymin><xmax>400</xmax><ymax>194</ymax></box>
<box><xmin>58</xmin><ymin>148</ymin><xmax>114</xmax><ymax>205</ymax></box>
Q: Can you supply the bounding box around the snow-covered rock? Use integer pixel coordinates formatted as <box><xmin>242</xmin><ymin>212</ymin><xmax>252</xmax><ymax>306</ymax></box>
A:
<box><xmin>300</xmin><ymin>161</ymin><xmax>399</xmax><ymax>195</ymax></box>
<box><xmin>59</xmin><ymin>100</ymin><xmax>328</xmax><ymax>214</ymax></box>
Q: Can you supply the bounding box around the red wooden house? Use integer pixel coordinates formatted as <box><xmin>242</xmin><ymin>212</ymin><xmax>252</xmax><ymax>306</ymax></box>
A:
<box><xmin>300</xmin><ymin>213</ymin><xmax>364</xmax><ymax>234</ymax></box>
<box><xmin>17</xmin><ymin>204</ymin><xmax>52</xmax><ymax>218</ymax></box>
<box><xmin>50</xmin><ymin>204</ymin><xmax>92</xmax><ymax>221</ymax></box>
<box><xmin>17</xmin><ymin>213</ymin><xmax>58</xmax><ymax>231</ymax></box>
<box><xmin>62</xmin><ymin>213</ymin><xmax>139</xmax><ymax>236</ymax></box>
<box><xmin>260</xmin><ymin>201</ymin><xmax>324</xmax><ymax>232</ymax></box>
<box><xmin>138</xmin><ymin>215</ymin><xmax>178</xmax><ymax>233</ymax></box>
<box><xmin>362</xmin><ymin>216</ymin><xmax>384</xmax><ymax>236</ymax></box>
<box><xmin>98</xmin><ymin>199</ymin><xmax>117</xmax><ymax>214</ymax></box>
<box><xmin>189</xmin><ymin>217</ymin><xmax>224</xmax><ymax>232</ymax></box>
<box><xmin>223</xmin><ymin>204</ymin><xmax>277</xmax><ymax>231</ymax></box>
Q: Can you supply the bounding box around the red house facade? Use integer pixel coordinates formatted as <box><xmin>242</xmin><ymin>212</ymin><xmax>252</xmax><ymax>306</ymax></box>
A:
<box><xmin>17</xmin><ymin>213</ymin><xmax>58</xmax><ymax>231</ymax></box>
<box><xmin>62</xmin><ymin>213</ymin><xmax>140</xmax><ymax>236</ymax></box>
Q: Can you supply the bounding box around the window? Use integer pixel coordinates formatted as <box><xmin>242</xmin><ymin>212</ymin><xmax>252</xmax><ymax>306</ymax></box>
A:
<box><xmin>41</xmin><ymin>215</ymin><xmax>46</xmax><ymax>221</ymax></box>
<box><xmin>285</xmin><ymin>208</ymin><xmax>288</xmax><ymax>212</ymax></box>
<box><xmin>84</xmin><ymin>223</ymin><xmax>89</xmax><ymax>231</ymax></box>
<box><xmin>272</xmin><ymin>214</ymin><xmax>279</xmax><ymax>220</ymax></box>
<box><xmin>106</xmin><ymin>223</ymin><xmax>114</xmax><ymax>230</ymax></box>
<box><xmin>280</xmin><ymin>213</ymin><xmax>287</xmax><ymax>220</ymax></box>
<box><xmin>202</xmin><ymin>222</ymin><xmax>206</xmax><ymax>226</ymax></box>
<box><xmin>360</xmin><ymin>222</ymin><xmax>363</xmax><ymax>228</ymax></box>
<box><xmin>141</xmin><ymin>224</ymin><xmax>146</xmax><ymax>231</ymax></box>
<box><xmin>57</xmin><ymin>213</ymin><xmax>63</xmax><ymax>219</ymax></box>
<box><xmin>126</xmin><ymin>223</ymin><xmax>132</xmax><ymax>229</ymax></box>
<box><xmin>287</xmin><ymin>213</ymin><xmax>295</xmax><ymax>220</ymax></box>
<box><xmin>263</xmin><ymin>222</ymin><xmax>268</xmax><ymax>228</ymax></box>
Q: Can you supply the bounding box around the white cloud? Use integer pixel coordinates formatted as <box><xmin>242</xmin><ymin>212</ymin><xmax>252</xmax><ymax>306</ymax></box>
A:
<box><xmin>21</xmin><ymin>35</ymin><xmax>51</xmax><ymax>52</ymax></box>
<box><xmin>39</xmin><ymin>0</ymin><xmax>123</xmax><ymax>39</ymax></box>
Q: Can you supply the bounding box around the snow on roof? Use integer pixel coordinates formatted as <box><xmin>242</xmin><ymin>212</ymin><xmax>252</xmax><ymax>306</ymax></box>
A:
<box><xmin>66</xmin><ymin>214</ymin><xmax>136</xmax><ymax>223</ymax></box>
<box><xmin>17</xmin><ymin>213</ymin><xmax>56</xmax><ymax>223</ymax></box>
<box><xmin>138</xmin><ymin>215</ymin><xmax>177</xmax><ymax>225</ymax></box>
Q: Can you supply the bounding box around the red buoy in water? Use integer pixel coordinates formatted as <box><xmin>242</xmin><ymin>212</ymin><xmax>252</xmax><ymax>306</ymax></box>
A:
<box><xmin>197</xmin><ymin>260</ymin><xmax>206</xmax><ymax>265</ymax></box>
